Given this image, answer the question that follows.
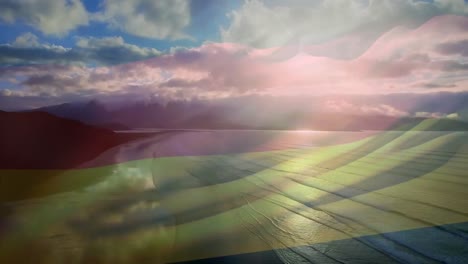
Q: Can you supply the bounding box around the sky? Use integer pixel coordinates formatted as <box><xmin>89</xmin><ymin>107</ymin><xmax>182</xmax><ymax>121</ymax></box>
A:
<box><xmin>0</xmin><ymin>0</ymin><xmax>468</xmax><ymax>110</ymax></box>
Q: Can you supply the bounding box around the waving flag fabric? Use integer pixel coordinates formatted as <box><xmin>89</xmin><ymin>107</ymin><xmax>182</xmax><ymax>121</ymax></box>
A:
<box><xmin>1</xmin><ymin>1</ymin><xmax>468</xmax><ymax>263</ymax></box>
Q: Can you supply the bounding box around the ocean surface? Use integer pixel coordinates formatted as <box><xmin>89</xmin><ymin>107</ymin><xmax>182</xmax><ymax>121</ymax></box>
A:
<box><xmin>2</xmin><ymin>130</ymin><xmax>468</xmax><ymax>263</ymax></box>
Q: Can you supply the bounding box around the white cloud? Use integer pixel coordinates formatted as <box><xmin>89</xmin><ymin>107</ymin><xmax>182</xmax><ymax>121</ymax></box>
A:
<box><xmin>10</xmin><ymin>32</ymin><xmax>69</xmax><ymax>51</ymax></box>
<box><xmin>95</xmin><ymin>0</ymin><xmax>191</xmax><ymax>40</ymax></box>
<box><xmin>12</xmin><ymin>32</ymin><xmax>40</xmax><ymax>47</ymax></box>
<box><xmin>415</xmin><ymin>111</ymin><xmax>444</xmax><ymax>118</ymax></box>
<box><xmin>0</xmin><ymin>0</ymin><xmax>193</xmax><ymax>40</ymax></box>
<box><xmin>446</xmin><ymin>112</ymin><xmax>459</xmax><ymax>119</ymax></box>
<box><xmin>222</xmin><ymin>0</ymin><xmax>468</xmax><ymax>57</ymax></box>
<box><xmin>0</xmin><ymin>0</ymin><xmax>88</xmax><ymax>36</ymax></box>
<box><xmin>325</xmin><ymin>99</ymin><xmax>409</xmax><ymax>116</ymax></box>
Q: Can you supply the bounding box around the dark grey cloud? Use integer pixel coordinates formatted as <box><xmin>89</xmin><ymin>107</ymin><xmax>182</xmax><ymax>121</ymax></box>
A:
<box><xmin>75</xmin><ymin>36</ymin><xmax>161</xmax><ymax>65</ymax></box>
<box><xmin>0</xmin><ymin>44</ymin><xmax>79</xmax><ymax>66</ymax></box>
<box><xmin>441</xmin><ymin>60</ymin><xmax>468</xmax><ymax>71</ymax></box>
<box><xmin>22</xmin><ymin>74</ymin><xmax>79</xmax><ymax>91</ymax></box>
<box><xmin>0</xmin><ymin>34</ymin><xmax>160</xmax><ymax>66</ymax></box>
<box><xmin>435</xmin><ymin>39</ymin><xmax>468</xmax><ymax>57</ymax></box>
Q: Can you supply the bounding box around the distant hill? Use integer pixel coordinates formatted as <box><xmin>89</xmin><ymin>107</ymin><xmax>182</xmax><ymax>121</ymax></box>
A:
<box><xmin>33</xmin><ymin>100</ymin><xmax>110</xmax><ymax>124</ymax></box>
<box><xmin>0</xmin><ymin>110</ymin><xmax>147</xmax><ymax>169</ymax></box>
<box><xmin>32</xmin><ymin>100</ymin><xmax>468</xmax><ymax>131</ymax></box>
<box><xmin>390</xmin><ymin>118</ymin><xmax>468</xmax><ymax>131</ymax></box>
<box><xmin>32</xmin><ymin>100</ymin><xmax>129</xmax><ymax>131</ymax></box>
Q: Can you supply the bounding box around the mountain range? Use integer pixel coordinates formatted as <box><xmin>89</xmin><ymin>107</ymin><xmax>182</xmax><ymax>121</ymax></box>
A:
<box><xmin>32</xmin><ymin>98</ymin><xmax>468</xmax><ymax>131</ymax></box>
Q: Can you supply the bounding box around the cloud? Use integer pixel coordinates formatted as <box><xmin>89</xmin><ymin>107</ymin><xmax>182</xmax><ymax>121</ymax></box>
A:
<box><xmin>159</xmin><ymin>78</ymin><xmax>209</xmax><ymax>89</ymax></box>
<box><xmin>0</xmin><ymin>0</ymin><xmax>201</xmax><ymax>40</ymax></box>
<box><xmin>12</xmin><ymin>32</ymin><xmax>41</xmax><ymax>47</ymax></box>
<box><xmin>222</xmin><ymin>0</ymin><xmax>468</xmax><ymax>58</ymax></box>
<box><xmin>0</xmin><ymin>33</ymin><xmax>160</xmax><ymax>66</ymax></box>
<box><xmin>95</xmin><ymin>0</ymin><xmax>191</xmax><ymax>40</ymax></box>
<box><xmin>414</xmin><ymin>111</ymin><xmax>466</xmax><ymax>120</ymax></box>
<box><xmin>0</xmin><ymin>0</ymin><xmax>88</xmax><ymax>36</ymax></box>
<box><xmin>75</xmin><ymin>36</ymin><xmax>161</xmax><ymax>64</ymax></box>
<box><xmin>0</xmin><ymin>89</ymin><xmax>13</xmax><ymax>96</ymax></box>
<box><xmin>0</xmin><ymin>33</ymin><xmax>72</xmax><ymax>66</ymax></box>
<box><xmin>435</xmin><ymin>39</ymin><xmax>468</xmax><ymax>57</ymax></box>
<box><xmin>1</xmin><ymin>15</ymin><xmax>468</xmax><ymax>101</ymax></box>
<box><xmin>325</xmin><ymin>99</ymin><xmax>408</xmax><ymax>117</ymax></box>
<box><xmin>414</xmin><ymin>111</ymin><xmax>444</xmax><ymax>118</ymax></box>
<box><xmin>153</xmin><ymin>16</ymin><xmax>468</xmax><ymax>95</ymax></box>
<box><xmin>446</xmin><ymin>112</ymin><xmax>459</xmax><ymax>119</ymax></box>
<box><xmin>352</xmin><ymin>15</ymin><xmax>468</xmax><ymax>83</ymax></box>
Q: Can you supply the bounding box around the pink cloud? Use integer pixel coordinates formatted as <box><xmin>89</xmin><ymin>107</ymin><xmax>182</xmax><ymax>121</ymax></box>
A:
<box><xmin>1</xmin><ymin>15</ymin><xmax>468</xmax><ymax>99</ymax></box>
